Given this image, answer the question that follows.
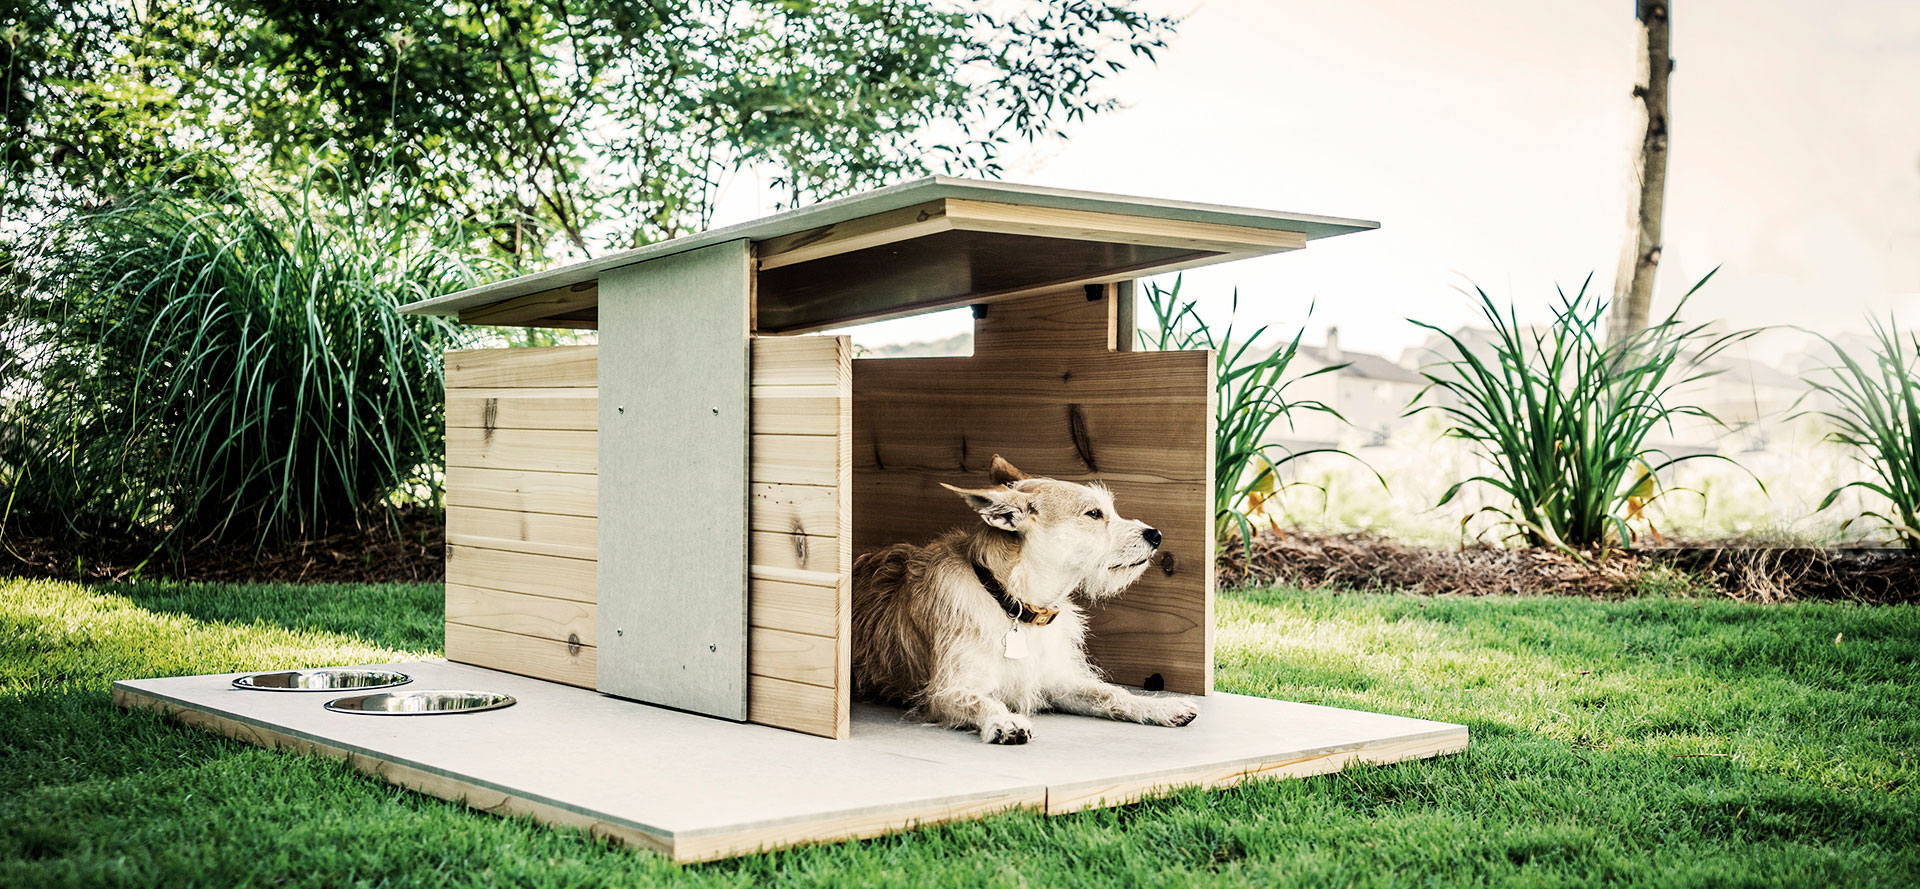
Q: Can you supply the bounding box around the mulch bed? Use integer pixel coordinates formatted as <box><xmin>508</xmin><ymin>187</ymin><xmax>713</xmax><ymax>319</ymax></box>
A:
<box><xmin>8</xmin><ymin>512</ymin><xmax>1915</xmax><ymax>605</ymax></box>
<box><xmin>1219</xmin><ymin>531</ymin><xmax>1920</xmax><ymax>605</ymax></box>
<box><xmin>1</xmin><ymin>506</ymin><xmax>445</xmax><ymax>585</ymax></box>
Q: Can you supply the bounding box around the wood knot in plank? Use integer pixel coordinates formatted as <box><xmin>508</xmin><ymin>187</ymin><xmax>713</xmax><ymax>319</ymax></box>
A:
<box><xmin>790</xmin><ymin>525</ymin><xmax>810</xmax><ymax>568</ymax></box>
<box><xmin>1067</xmin><ymin>404</ymin><xmax>1097</xmax><ymax>472</ymax></box>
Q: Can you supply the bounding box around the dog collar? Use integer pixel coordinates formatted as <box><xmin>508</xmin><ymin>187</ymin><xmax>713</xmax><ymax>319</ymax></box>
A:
<box><xmin>972</xmin><ymin>561</ymin><xmax>1058</xmax><ymax>626</ymax></box>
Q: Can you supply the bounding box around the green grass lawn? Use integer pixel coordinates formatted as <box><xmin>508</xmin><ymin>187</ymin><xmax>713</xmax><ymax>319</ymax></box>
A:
<box><xmin>1</xmin><ymin>576</ymin><xmax>1914</xmax><ymax>888</ymax></box>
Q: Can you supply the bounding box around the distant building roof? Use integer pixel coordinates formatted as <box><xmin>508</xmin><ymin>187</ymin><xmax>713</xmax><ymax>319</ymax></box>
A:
<box><xmin>1295</xmin><ymin>344</ymin><xmax>1427</xmax><ymax>384</ymax></box>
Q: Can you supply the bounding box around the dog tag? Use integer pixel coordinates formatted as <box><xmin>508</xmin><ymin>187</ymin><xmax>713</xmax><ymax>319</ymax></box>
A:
<box><xmin>1003</xmin><ymin>626</ymin><xmax>1028</xmax><ymax>660</ymax></box>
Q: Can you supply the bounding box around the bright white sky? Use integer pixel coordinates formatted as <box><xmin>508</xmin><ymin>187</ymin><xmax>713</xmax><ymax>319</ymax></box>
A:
<box><xmin>713</xmin><ymin>0</ymin><xmax>1920</xmax><ymax>358</ymax></box>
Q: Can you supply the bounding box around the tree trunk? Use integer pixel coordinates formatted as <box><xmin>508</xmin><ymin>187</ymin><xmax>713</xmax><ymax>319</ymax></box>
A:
<box><xmin>1611</xmin><ymin>0</ymin><xmax>1672</xmax><ymax>344</ymax></box>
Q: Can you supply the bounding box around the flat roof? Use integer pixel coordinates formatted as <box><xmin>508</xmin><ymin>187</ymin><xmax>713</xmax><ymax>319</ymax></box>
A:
<box><xmin>400</xmin><ymin>176</ymin><xmax>1378</xmax><ymax>330</ymax></box>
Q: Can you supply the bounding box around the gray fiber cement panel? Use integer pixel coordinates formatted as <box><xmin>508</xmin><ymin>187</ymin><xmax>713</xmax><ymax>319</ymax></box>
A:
<box><xmin>596</xmin><ymin>239</ymin><xmax>752</xmax><ymax>719</ymax></box>
<box><xmin>115</xmin><ymin>660</ymin><xmax>1467</xmax><ymax>844</ymax></box>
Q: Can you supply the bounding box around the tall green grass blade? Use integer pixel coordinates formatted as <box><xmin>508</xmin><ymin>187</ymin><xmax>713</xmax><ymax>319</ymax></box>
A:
<box><xmin>1407</xmin><ymin>272</ymin><xmax>1759</xmax><ymax>551</ymax></box>
<box><xmin>1795</xmin><ymin>317</ymin><xmax>1920</xmax><ymax>549</ymax></box>
<box><xmin>1139</xmin><ymin>276</ymin><xmax>1374</xmax><ymax>551</ymax></box>
<box><xmin>0</xmin><ymin>159</ymin><xmax>492</xmax><ymax>554</ymax></box>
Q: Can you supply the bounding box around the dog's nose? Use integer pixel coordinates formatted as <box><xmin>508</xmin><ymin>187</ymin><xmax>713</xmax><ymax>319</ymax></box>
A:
<box><xmin>1142</xmin><ymin>527</ymin><xmax>1162</xmax><ymax>549</ymax></box>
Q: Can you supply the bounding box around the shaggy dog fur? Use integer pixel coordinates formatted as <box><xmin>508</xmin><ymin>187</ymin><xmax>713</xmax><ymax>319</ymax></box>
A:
<box><xmin>851</xmin><ymin>455</ymin><xmax>1199</xmax><ymax>744</ymax></box>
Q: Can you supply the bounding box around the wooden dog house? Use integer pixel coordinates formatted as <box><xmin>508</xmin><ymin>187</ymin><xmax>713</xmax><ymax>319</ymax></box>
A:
<box><xmin>401</xmin><ymin>177</ymin><xmax>1379</xmax><ymax>739</ymax></box>
<box><xmin>114</xmin><ymin>180</ymin><xmax>1474</xmax><ymax>861</ymax></box>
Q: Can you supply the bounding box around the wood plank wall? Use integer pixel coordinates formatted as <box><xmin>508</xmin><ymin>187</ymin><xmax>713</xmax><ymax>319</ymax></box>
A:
<box><xmin>747</xmin><ymin>335</ymin><xmax>854</xmax><ymax>739</ymax></box>
<box><xmin>851</xmin><ymin>286</ymin><xmax>1217</xmax><ymax>695</ymax></box>
<box><xmin>444</xmin><ymin>346</ymin><xmax>601</xmax><ymax>688</ymax></box>
<box><xmin>441</xmin><ymin>339</ymin><xmax>853</xmax><ymax>738</ymax></box>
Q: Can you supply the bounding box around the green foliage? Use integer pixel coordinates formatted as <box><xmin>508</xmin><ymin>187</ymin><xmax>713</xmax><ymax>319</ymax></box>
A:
<box><xmin>3</xmin><ymin>0</ymin><xmax>1178</xmax><ymax>261</ymax></box>
<box><xmin>0</xmin><ymin>164</ymin><xmax>486</xmax><ymax>550</ymax></box>
<box><xmin>1139</xmin><ymin>275</ymin><xmax>1352</xmax><ymax>547</ymax></box>
<box><xmin>1408</xmin><ymin>272</ymin><xmax>1758</xmax><ymax>552</ymax></box>
<box><xmin>1797</xmin><ymin>316</ymin><xmax>1920</xmax><ymax>548</ymax></box>
<box><xmin>3</xmin><ymin>576</ymin><xmax>1917</xmax><ymax>885</ymax></box>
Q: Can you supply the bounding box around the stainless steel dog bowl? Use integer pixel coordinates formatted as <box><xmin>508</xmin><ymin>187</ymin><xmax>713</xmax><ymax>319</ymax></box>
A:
<box><xmin>323</xmin><ymin>690</ymin><xmax>517</xmax><ymax>715</ymax></box>
<box><xmin>231</xmin><ymin>668</ymin><xmax>413</xmax><ymax>692</ymax></box>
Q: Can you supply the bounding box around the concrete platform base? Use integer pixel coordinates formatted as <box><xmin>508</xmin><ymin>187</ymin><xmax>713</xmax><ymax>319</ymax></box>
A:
<box><xmin>114</xmin><ymin>660</ymin><xmax>1469</xmax><ymax>862</ymax></box>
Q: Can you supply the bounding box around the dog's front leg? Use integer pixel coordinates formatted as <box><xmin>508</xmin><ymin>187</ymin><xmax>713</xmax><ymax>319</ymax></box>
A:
<box><xmin>924</xmin><ymin>685</ymin><xmax>1035</xmax><ymax>745</ymax></box>
<box><xmin>1047</xmin><ymin>680</ymin><xmax>1199</xmax><ymax>728</ymax></box>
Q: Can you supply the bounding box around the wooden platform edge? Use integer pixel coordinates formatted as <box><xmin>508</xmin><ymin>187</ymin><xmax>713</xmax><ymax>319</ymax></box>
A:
<box><xmin>109</xmin><ymin>682</ymin><xmax>674</xmax><ymax>856</ymax></box>
<box><xmin>111</xmin><ymin>678</ymin><xmax>1468</xmax><ymax>864</ymax></box>
<box><xmin>1040</xmin><ymin>725</ymin><xmax>1470</xmax><ymax>815</ymax></box>
<box><xmin>109</xmin><ymin>680</ymin><xmax>1043</xmax><ymax>863</ymax></box>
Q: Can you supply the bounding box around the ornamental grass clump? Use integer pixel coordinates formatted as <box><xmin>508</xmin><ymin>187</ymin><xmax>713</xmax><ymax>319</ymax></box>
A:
<box><xmin>1407</xmin><ymin>272</ymin><xmax>1757</xmax><ymax>553</ymax></box>
<box><xmin>0</xmin><ymin>165</ymin><xmax>487</xmax><ymax>552</ymax></box>
<box><xmin>1139</xmin><ymin>276</ymin><xmax>1354</xmax><ymax>548</ymax></box>
<box><xmin>1796</xmin><ymin>316</ymin><xmax>1920</xmax><ymax>548</ymax></box>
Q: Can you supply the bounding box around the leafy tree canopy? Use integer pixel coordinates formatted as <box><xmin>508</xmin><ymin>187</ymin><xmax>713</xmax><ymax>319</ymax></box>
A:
<box><xmin>3</xmin><ymin>0</ymin><xmax>1177</xmax><ymax>263</ymax></box>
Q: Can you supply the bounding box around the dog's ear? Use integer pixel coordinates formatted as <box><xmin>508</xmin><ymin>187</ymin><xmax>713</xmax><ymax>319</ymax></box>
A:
<box><xmin>988</xmin><ymin>454</ymin><xmax>1032</xmax><ymax>487</ymax></box>
<box><xmin>940</xmin><ymin>482</ymin><xmax>1033</xmax><ymax>532</ymax></box>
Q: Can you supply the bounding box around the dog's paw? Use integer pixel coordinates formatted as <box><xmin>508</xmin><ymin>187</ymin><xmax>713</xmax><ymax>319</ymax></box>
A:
<box><xmin>1143</xmin><ymin>698</ymin><xmax>1199</xmax><ymax>728</ymax></box>
<box><xmin>980</xmin><ymin>713</ymin><xmax>1035</xmax><ymax>745</ymax></box>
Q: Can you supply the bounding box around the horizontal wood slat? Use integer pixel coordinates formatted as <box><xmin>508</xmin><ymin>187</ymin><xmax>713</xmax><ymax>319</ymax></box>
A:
<box><xmin>851</xmin><ymin>401</ymin><xmax>1210</xmax><ymax>484</ymax></box>
<box><xmin>447</xmin><ymin>545</ymin><xmax>596</xmax><ymax>603</ymax></box>
<box><xmin>447</xmin><ymin>584</ymin><xmax>597</xmax><ymax>648</ymax></box>
<box><xmin>851</xmin><ymin>356</ymin><xmax>1213</xmax><ymax>403</ymax></box>
<box><xmin>749</xmin><ymin>483</ymin><xmax>838</xmax><ymax>538</ymax></box>
<box><xmin>442</xmin><ymin>387</ymin><xmax>597</xmax><ymax>401</ymax></box>
<box><xmin>445</xmin><ymin>467</ymin><xmax>597</xmax><ymax>517</ymax></box>
<box><xmin>749</xmin><ymin>336</ymin><xmax>850</xmax><ymax>385</ymax></box>
<box><xmin>750</xmin><ymin>433</ymin><xmax>837</xmax><ymax>486</ymax></box>
<box><xmin>749</xmin><ymin>575</ymin><xmax>840</xmax><ymax>637</ymax></box>
<box><xmin>750</xmin><ymin>396</ymin><xmax>842</xmax><ymax>436</ymax></box>
<box><xmin>972</xmin><ymin>285</ymin><xmax>1115</xmax><ymax>355</ymax></box>
<box><xmin>748</xmin><ymin>627</ymin><xmax>837</xmax><ymax>688</ymax></box>
<box><xmin>447</xmin><ymin>427</ymin><xmax>597</xmax><ymax>474</ymax></box>
<box><xmin>446</xmin><ymin>506</ymin><xmax>597</xmax><ymax>561</ymax></box>
<box><xmin>747</xmin><ymin>674</ymin><xmax>843</xmax><ymax>740</ymax></box>
<box><xmin>446</xmin><ymin>346</ymin><xmax>598</xmax><ymax>389</ymax></box>
<box><xmin>445</xmin><ymin>622</ymin><xmax>596</xmax><ymax>689</ymax></box>
<box><xmin>754</xmin><ymin>201</ymin><xmax>951</xmax><ymax>271</ymax></box>
<box><xmin>944</xmin><ymin>198</ymin><xmax>1308</xmax><ymax>253</ymax></box>
<box><xmin>750</xmin><ymin>564</ymin><xmax>843</xmax><ymax>587</ymax></box>
<box><xmin>448</xmin><ymin>396</ymin><xmax>598</xmax><ymax>431</ymax></box>
<box><xmin>748</xmin><ymin>530</ymin><xmax>840</xmax><ymax>575</ymax></box>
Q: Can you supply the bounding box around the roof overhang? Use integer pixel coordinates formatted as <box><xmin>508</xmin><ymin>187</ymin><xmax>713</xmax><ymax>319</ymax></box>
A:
<box><xmin>399</xmin><ymin>176</ymin><xmax>1378</xmax><ymax>333</ymax></box>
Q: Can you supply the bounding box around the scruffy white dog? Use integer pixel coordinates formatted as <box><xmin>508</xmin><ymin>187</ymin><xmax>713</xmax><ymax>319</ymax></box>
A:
<box><xmin>851</xmin><ymin>455</ymin><xmax>1199</xmax><ymax>744</ymax></box>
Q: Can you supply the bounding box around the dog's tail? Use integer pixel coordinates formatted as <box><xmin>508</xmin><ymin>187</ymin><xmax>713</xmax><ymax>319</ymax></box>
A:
<box><xmin>850</xmin><ymin>544</ymin><xmax>931</xmax><ymax>704</ymax></box>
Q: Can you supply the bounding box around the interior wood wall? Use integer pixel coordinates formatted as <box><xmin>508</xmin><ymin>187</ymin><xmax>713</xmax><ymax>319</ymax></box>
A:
<box><xmin>850</xmin><ymin>286</ymin><xmax>1216</xmax><ymax>695</ymax></box>
<box><xmin>441</xmin><ymin>339</ymin><xmax>853</xmax><ymax>739</ymax></box>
